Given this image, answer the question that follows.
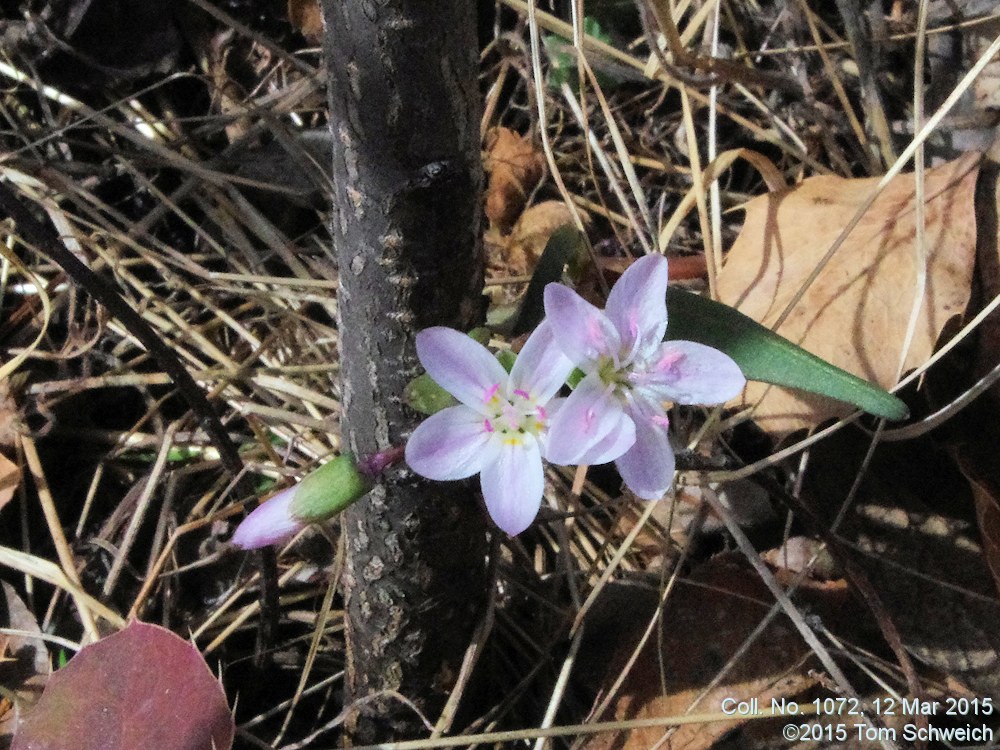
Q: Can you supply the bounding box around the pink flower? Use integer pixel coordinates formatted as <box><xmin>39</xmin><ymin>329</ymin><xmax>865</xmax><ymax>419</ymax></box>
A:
<box><xmin>543</xmin><ymin>254</ymin><xmax>746</xmax><ymax>499</ymax></box>
<box><xmin>405</xmin><ymin>323</ymin><xmax>573</xmax><ymax>535</ymax></box>
<box><xmin>232</xmin><ymin>453</ymin><xmax>391</xmax><ymax>549</ymax></box>
<box><xmin>231</xmin><ymin>485</ymin><xmax>302</xmax><ymax>549</ymax></box>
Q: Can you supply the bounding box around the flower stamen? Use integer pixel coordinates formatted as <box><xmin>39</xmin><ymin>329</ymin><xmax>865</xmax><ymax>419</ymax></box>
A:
<box><xmin>653</xmin><ymin>350</ymin><xmax>686</xmax><ymax>380</ymax></box>
<box><xmin>484</xmin><ymin>383</ymin><xmax>501</xmax><ymax>403</ymax></box>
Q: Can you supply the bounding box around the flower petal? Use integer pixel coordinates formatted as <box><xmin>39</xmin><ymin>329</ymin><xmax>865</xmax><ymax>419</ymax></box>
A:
<box><xmin>416</xmin><ymin>327</ymin><xmax>509</xmax><ymax>411</ymax></box>
<box><xmin>615</xmin><ymin>403</ymin><xmax>676</xmax><ymax>500</ymax></box>
<box><xmin>545</xmin><ymin>372</ymin><xmax>632</xmax><ymax>465</ymax></box>
<box><xmin>510</xmin><ymin>320</ymin><xmax>575</xmax><ymax>403</ymax></box>
<box><xmin>606</xmin><ymin>254</ymin><xmax>669</xmax><ymax>355</ymax></box>
<box><xmin>574</xmin><ymin>411</ymin><xmax>636</xmax><ymax>465</ymax></box>
<box><xmin>543</xmin><ymin>283</ymin><xmax>620</xmax><ymax>367</ymax></box>
<box><xmin>637</xmin><ymin>340</ymin><xmax>746</xmax><ymax>404</ymax></box>
<box><xmin>232</xmin><ymin>485</ymin><xmax>305</xmax><ymax>549</ymax></box>
<box><xmin>405</xmin><ymin>405</ymin><xmax>493</xmax><ymax>480</ymax></box>
<box><xmin>480</xmin><ymin>438</ymin><xmax>544</xmax><ymax>535</ymax></box>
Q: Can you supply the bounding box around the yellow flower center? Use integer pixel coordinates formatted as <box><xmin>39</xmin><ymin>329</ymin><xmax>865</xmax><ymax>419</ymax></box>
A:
<box><xmin>482</xmin><ymin>385</ymin><xmax>547</xmax><ymax>445</ymax></box>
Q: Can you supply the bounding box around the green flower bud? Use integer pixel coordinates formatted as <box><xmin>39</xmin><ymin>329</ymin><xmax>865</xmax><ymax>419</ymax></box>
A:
<box><xmin>289</xmin><ymin>454</ymin><xmax>372</xmax><ymax>522</ymax></box>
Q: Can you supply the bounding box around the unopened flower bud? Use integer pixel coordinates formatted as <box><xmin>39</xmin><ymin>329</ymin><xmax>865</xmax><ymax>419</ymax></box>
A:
<box><xmin>230</xmin><ymin>485</ymin><xmax>302</xmax><ymax>550</ymax></box>
<box><xmin>231</xmin><ymin>454</ymin><xmax>374</xmax><ymax>550</ymax></box>
<box><xmin>289</xmin><ymin>453</ymin><xmax>372</xmax><ymax>522</ymax></box>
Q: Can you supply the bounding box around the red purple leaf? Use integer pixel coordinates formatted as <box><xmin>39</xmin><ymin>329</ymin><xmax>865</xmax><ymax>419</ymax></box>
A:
<box><xmin>12</xmin><ymin>621</ymin><xmax>233</xmax><ymax>750</ymax></box>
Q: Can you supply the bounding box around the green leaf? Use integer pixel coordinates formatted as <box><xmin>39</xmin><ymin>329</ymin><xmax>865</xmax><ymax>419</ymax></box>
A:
<box><xmin>485</xmin><ymin>301</ymin><xmax>520</xmax><ymax>332</ymax></box>
<box><xmin>665</xmin><ymin>288</ymin><xmax>909</xmax><ymax>421</ymax></box>
<box><xmin>497</xmin><ymin>349</ymin><xmax>517</xmax><ymax>373</ymax></box>
<box><xmin>543</xmin><ymin>35</ymin><xmax>575</xmax><ymax>89</ymax></box>
<box><xmin>255</xmin><ymin>475</ymin><xmax>278</xmax><ymax>494</ymax></box>
<box><xmin>543</xmin><ymin>17</ymin><xmax>619</xmax><ymax>91</ymax></box>
<box><xmin>468</xmin><ymin>327</ymin><xmax>492</xmax><ymax>346</ymax></box>
<box><xmin>512</xmin><ymin>225</ymin><xmax>587</xmax><ymax>336</ymax></box>
<box><xmin>404</xmin><ymin>373</ymin><xmax>457</xmax><ymax>415</ymax></box>
<box><xmin>403</xmin><ymin>330</ymin><xmax>513</xmax><ymax>416</ymax></box>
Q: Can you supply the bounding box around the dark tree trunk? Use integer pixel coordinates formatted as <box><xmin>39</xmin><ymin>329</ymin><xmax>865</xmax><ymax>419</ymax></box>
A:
<box><xmin>320</xmin><ymin>1</ymin><xmax>488</xmax><ymax>744</ymax></box>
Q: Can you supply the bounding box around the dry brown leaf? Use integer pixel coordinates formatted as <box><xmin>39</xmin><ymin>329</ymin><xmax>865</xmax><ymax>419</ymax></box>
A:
<box><xmin>972</xmin><ymin>18</ymin><xmax>1000</xmax><ymax>110</ymax></box>
<box><xmin>954</xmin><ymin>437</ymin><xmax>1000</xmax><ymax>601</ymax></box>
<box><xmin>599</xmin><ymin>254</ymin><xmax>709</xmax><ymax>282</ymax></box>
<box><xmin>0</xmin><ymin>378</ymin><xmax>22</xmax><ymax>449</ymax></box>
<box><xmin>965</xmin><ymin>462</ymin><xmax>1000</xmax><ymax>600</ymax></box>
<box><xmin>503</xmin><ymin>200</ymin><xmax>577</xmax><ymax>275</ymax></box>
<box><xmin>718</xmin><ymin>152</ymin><xmax>981</xmax><ymax>435</ymax></box>
<box><xmin>762</xmin><ymin>536</ymin><xmax>839</xmax><ymax>579</ymax></box>
<box><xmin>288</xmin><ymin>0</ymin><xmax>324</xmax><ymax>42</ymax></box>
<box><xmin>971</xmin><ymin>151</ymin><xmax>1000</xmax><ymax>412</ymax></box>
<box><xmin>0</xmin><ymin>581</ymin><xmax>50</xmax><ymax>744</ymax></box>
<box><xmin>0</xmin><ymin>452</ymin><xmax>20</xmax><ymax>514</ymax></box>
<box><xmin>486</xmin><ymin>201</ymin><xmax>581</xmax><ymax>307</ymax></box>
<box><xmin>207</xmin><ymin>33</ymin><xmax>264</xmax><ymax>143</ymax></box>
<box><xmin>484</xmin><ymin>127</ymin><xmax>546</xmax><ymax>233</ymax></box>
<box><xmin>580</xmin><ymin>555</ymin><xmax>856</xmax><ymax>750</ymax></box>
<box><xmin>804</xmin><ymin>429</ymin><xmax>1000</xmax><ymax>699</ymax></box>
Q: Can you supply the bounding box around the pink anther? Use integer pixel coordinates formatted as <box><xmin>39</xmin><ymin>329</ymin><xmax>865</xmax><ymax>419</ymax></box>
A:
<box><xmin>654</xmin><ymin>350</ymin><xmax>686</xmax><ymax>377</ymax></box>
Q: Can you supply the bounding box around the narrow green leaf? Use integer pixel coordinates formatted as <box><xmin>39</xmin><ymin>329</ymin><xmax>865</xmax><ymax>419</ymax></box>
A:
<box><xmin>665</xmin><ymin>288</ymin><xmax>909</xmax><ymax>421</ymax></box>
<box><xmin>512</xmin><ymin>225</ymin><xmax>587</xmax><ymax>335</ymax></box>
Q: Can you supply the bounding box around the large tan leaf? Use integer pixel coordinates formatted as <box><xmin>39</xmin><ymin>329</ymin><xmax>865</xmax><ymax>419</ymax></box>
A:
<box><xmin>717</xmin><ymin>153</ymin><xmax>981</xmax><ymax>434</ymax></box>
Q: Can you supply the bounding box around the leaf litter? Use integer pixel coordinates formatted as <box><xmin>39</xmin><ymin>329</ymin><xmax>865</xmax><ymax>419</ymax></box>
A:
<box><xmin>0</xmin><ymin>583</ymin><xmax>50</xmax><ymax>747</ymax></box>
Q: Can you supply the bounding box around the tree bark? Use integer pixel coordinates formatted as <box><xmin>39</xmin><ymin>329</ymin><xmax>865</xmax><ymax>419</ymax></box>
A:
<box><xmin>320</xmin><ymin>1</ymin><xmax>488</xmax><ymax>743</ymax></box>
